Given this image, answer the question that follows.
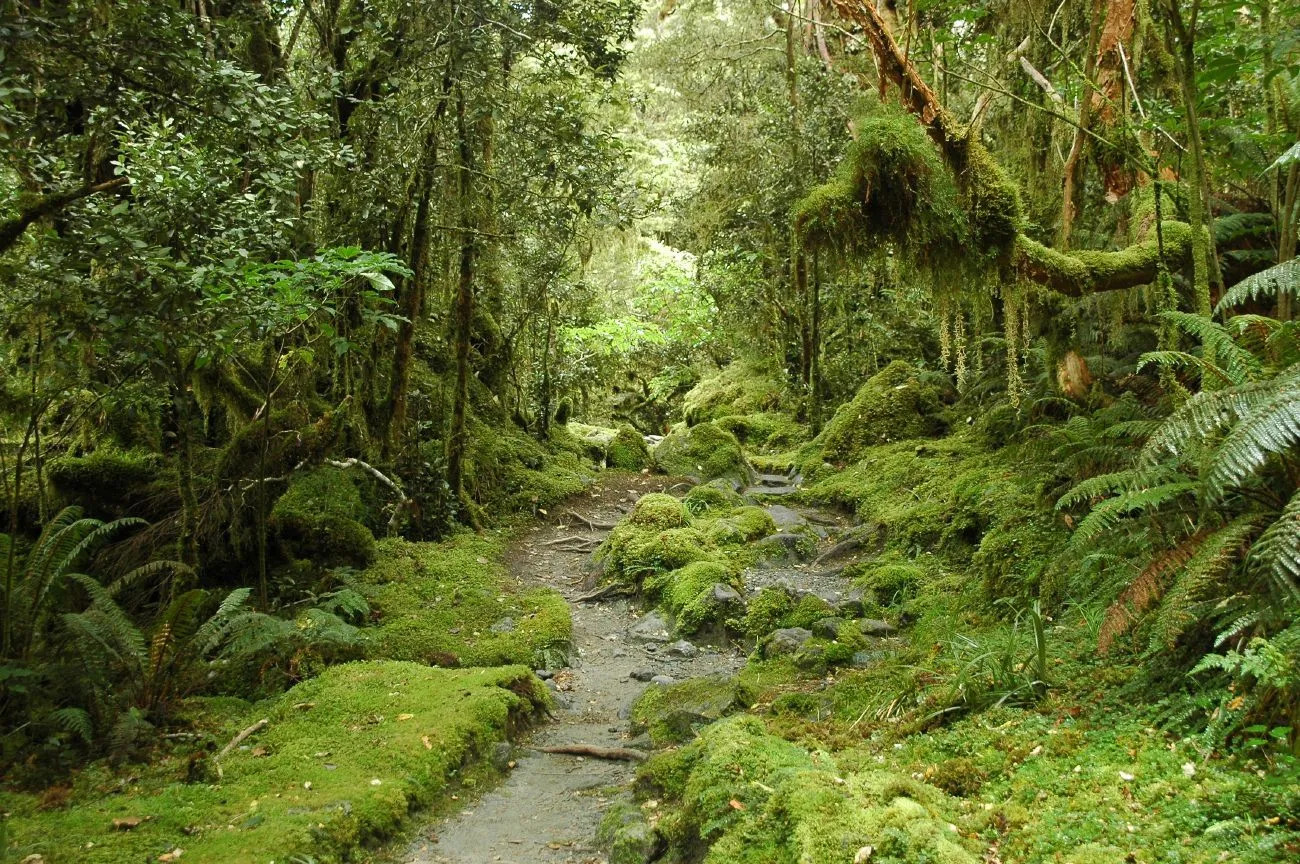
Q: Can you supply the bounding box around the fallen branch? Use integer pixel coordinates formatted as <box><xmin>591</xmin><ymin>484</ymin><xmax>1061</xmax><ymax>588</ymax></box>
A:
<box><xmin>217</xmin><ymin>718</ymin><xmax>268</xmax><ymax>761</ymax></box>
<box><xmin>542</xmin><ymin>535</ymin><xmax>601</xmax><ymax>547</ymax></box>
<box><xmin>565</xmin><ymin>510</ymin><xmax>617</xmax><ymax>530</ymax></box>
<box><xmin>534</xmin><ymin>744</ymin><xmax>647</xmax><ymax>762</ymax></box>
<box><xmin>326</xmin><ymin>457</ymin><xmax>412</xmax><ymax>534</ymax></box>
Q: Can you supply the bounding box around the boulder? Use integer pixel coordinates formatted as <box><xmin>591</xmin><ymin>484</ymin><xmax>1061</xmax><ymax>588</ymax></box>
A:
<box><xmin>857</xmin><ymin>618</ymin><xmax>898</xmax><ymax>638</ymax></box>
<box><xmin>629</xmin><ymin>612</ymin><xmax>672</xmax><ymax>643</ymax></box>
<box><xmin>761</xmin><ymin>627</ymin><xmax>813</xmax><ymax>658</ymax></box>
<box><xmin>811</xmin><ymin>617</ymin><xmax>846</xmax><ymax>640</ymax></box>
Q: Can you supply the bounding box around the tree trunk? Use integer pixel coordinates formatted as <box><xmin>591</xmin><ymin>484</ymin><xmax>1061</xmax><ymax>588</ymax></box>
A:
<box><xmin>446</xmin><ymin>88</ymin><xmax>477</xmax><ymax>520</ymax></box>
<box><xmin>1060</xmin><ymin>0</ymin><xmax>1103</xmax><ymax>250</ymax></box>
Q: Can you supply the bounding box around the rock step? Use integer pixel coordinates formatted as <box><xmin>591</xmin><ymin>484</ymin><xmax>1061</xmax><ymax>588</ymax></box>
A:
<box><xmin>744</xmin><ymin>484</ymin><xmax>800</xmax><ymax>496</ymax></box>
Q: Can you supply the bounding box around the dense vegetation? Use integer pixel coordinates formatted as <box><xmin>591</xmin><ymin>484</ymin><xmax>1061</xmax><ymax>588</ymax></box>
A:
<box><xmin>3</xmin><ymin>0</ymin><xmax>1299</xmax><ymax>862</ymax></box>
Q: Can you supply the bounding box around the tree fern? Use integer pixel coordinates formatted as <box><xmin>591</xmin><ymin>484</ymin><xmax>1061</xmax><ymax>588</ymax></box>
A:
<box><xmin>1056</xmin><ymin>465</ymin><xmax>1182</xmax><ymax>511</ymax></box>
<box><xmin>1137</xmin><ymin>350</ymin><xmax>1234</xmax><ymax>386</ymax></box>
<box><xmin>1157</xmin><ymin>311</ymin><xmax>1262</xmax><ymax>385</ymax></box>
<box><xmin>49</xmin><ymin>706</ymin><xmax>94</xmax><ymax>744</ymax></box>
<box><xmin>1141</xmin><ymin>380</ymin><xmax>1278</xmax><ymax>462</ymax></box>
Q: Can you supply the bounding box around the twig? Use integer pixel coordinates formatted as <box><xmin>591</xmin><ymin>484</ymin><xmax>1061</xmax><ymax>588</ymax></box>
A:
<box><xmin>542</xmin><ymin>535</ymin><xmax>601</xmax><ymax>546</ymax></box>
<box><xmin>325</xmin><ymin>457</ymin><xmax>412</xmax><ymax>534</ymax></box>
<box><xmin>534</xmin><ymin>744</ymin><xmax>646</xmax><ymax>762</ymax></box>
<box><xmin>217</xmin><ymin>718</ymin><xmax>268</xmax><ymax>760</ymax></box>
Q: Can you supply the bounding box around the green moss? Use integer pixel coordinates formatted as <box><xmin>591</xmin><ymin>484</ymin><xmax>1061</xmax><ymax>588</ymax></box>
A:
<box><xmin>653</xmin><ymin>421</ymin><xmax>752</xmax><ymax>487</ymax></box>
<box><xmin>783</xmin><ymin>594</ymin><xmax>835</xmax><ymax>629</ymax></box>
<box><xmin>1014</xmin><ymin>221</ymin><xmax>1194</xmax><ymax>297</ymax></box>
<box><xmin>741</xmin><ymin>586</ymin><xmax>794</xmax><ymax>637</ymax></box>
<box><xmin>607</xmin><ymin>424</ymin><xmax>651</xmax><ymax>470</ymax></box>
<box><xmin>684</xmin><ymin>481</ymin><xmax>744</xmax><ymax>516</ymax></box>
<box><xmin>817</xmin><ymin>361</ymin><xmax>946</xmax><ymax>465</ymax></box>
<box><xmin>629</xmin><ymin>493</ymin><xmax>691</xmax><ymax>530</ymax></box>
<box><xmin>715</xmin><ymin>412</ymin><xmax>810</xmax><ymax>453</ymax></box>
<box><xmin>629</xmin><ymin>674</ymin><xmax>749</xmax><ymax>746</ymax></box>
<box><xmin>646</xmin><ymin>560</ymin><xmax>743</xmax><ymax>634</ymax></box>
<box><xmin>1</xmin><ymin>663</ymin><xmax>546</xmax><ymax>864</ymax></box>
<box><xmin>363</xmin><ymin>536</ymin><xmax>571</xmax><ymax>669</ymax></box>
<box><xmin>682</xmin><ymin>360</ymin><xmax>788</xmax><ymax>425</ymax></box>
<box><xmin>46</xmin><ymin>447</ymin><xmax>162</xmax><ymax>503</ymax></box>
<box><xmin>270</xmin><ymin>467</ymin><xmax>376</xmax><ymax>568</ymax></box>
<box><xmin>702</xmin><ymin>505</ymin><xmax>776</xmax><ymax>547</ymax></box>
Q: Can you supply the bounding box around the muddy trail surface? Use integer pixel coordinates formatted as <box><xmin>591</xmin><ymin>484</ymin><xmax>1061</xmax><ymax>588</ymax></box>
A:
<box><xmin>395</xmin><ymin>473</ymin><xmax>856</xmax><ymax>864</ymax></box>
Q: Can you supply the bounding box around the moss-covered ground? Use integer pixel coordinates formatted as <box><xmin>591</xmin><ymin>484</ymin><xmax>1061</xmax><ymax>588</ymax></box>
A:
<box><xmin>1</xmin><ymin>663</ymin><xmax>547</xmax><ymax>864</ymax></box>
<box><xmin>3</xmin><ymin>529</ymin><xmax>570</xmax><ymax>864</ymax></box>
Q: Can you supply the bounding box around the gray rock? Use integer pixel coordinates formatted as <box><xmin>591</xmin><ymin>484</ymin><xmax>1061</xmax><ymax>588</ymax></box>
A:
<box><xmin>650</xmin><ymin>674</ymin><xmax>676</xmax><ymax>685</ymax></box>
<box><xmin>629</xmin><ymin>612</ymin><xmax>672</xmax><ymax>643</ymax></box>
<box><xmin>850</xmin><ymin>650</ymin><xmax>887</xmax><ymax>669</ymax></box>
<box><xmin>666</xmin><ymin>639</ymin><xmax>699</xmax><ymax>659</ymax></box>
<box><xmin>811</xmin><ymin>616</ymin><xmax>846</xmax><ymax>640</ymax></box>
<box><xmin>857</xmin><ymin>618</ymin><xmax>898</xmax><ymax>638</ymax></box>
<box><xmin>794</xmin><ymin>643</ymin><xmax>828</xmax><ymax>671</ymax></box>
<box><xmin>762</xmin><ymin>627</ymin><xmax>813</xmax><ymax>658</ymax></box>
<box><xmin>630</xmin><ymin>669</ymin><xmax>656</xmax><ymax>682</ymax></box>
<box><xmin>534</xmin><ymin>668</ymin><xmax>554</xmax><ymax>680</ymax></box>
<box><xmin>711</xmin><ymin>583</ymin><xmax>743</xmax><ymax>604</ymax></box>
<box><xmin>833</xmin><ymin>588</ymin><xmax>867</xmax><ymax>618</ymax></box>
<box><xmin>490</xmin><ymin>741</ymin><xmax>513</xmax><ymax>771</ymax></box>
<box><xmin>598</xmin><ymin>795</ymin><xmax>660</xmax><ymax>864</ymax></box>
<box><xmin>489</xmin><ymin>616</ymin><xmax>517</xmax><ymax>634</ymax></box>
<box><xmin>764</xmin><ymin>504</ymin><xmax>806</xmax><ymax>529</ymax></box>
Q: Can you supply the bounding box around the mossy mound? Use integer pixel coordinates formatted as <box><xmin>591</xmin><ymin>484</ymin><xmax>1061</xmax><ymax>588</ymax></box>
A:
<box><xmin>641</xmin><ymin>715</ymin><xmax>978</xmax><ymax>864</ymax></box>
<box><xmin>270</xmin><ymin>466</ymin><xmax>377</xmax><ymax>568</ymax></box>
<box><xmin>714</xmin><ymin>412</ymin><xmax>810</xmax><ymax>453</ymax></box>
<box><xmin>0</xmin><ymin>663</ymin><xmax>547</xmax><ymax>864</ymax></box>
<box><xmin>45</xmin><ymin>447</ymin><xmax>163</xmax><ymax>516</ymax></box>
<box><xmin>363</xmin><ymin>536</ymin><xmax>571</xmax><ymax>669</ymax></box>
<box><xmin>628</xmin><ymin>492</ymin><xmax>692</xmax><ymax>530</ymax></box>
<box><xmin>682</xmin><ymin>359</ymin><xmax>788</xmax><ymax>425</ymax></box>
<box><xmin>702</xmin><ymin>505</ymin><xmax>776</xmax><ymax>546</ymax></box>
<box><xmin>818</xmin><ymin>361</ymin><xmax>946</xmax><ymax>465</ymax></box>
<box><xmin>653</xmin><ymin>421</ymin><xmax>752</xmax><ymax>487</ymax></box>
<box><xmin>684</xmin><ymin>480</ymin><xmax>744</xmax><ymax>516</ymax></box>
<box><xmin>464</xmin><ymin>422</ymin><xmax>591</xmax><ymax>519</ymax></box>
<box><xmin>644</xmin><ymin>560</ymin><xmax>744</xmax><ymax>634</ymax></box>
<box><xmin>607</xmin><ymin>424</ymin><xmax>651</xmax><ymax>470</ymax></box>
<box><xmin>629</xmin><ymin>674</ymin><xmax>750</xmax><ymax>746</ymax></box>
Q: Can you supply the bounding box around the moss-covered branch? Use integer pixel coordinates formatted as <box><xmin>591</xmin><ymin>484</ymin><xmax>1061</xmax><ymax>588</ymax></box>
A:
<box><xmin>1014</xmin><ymin>222</ymin><xmax>1193</xmax><ymax>296</ymax></box>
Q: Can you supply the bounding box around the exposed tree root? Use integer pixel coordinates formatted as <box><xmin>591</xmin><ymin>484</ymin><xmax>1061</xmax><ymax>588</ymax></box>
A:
<box><xmin>534</xmin><ymin>744</ymin><xmax>647</xmax><ymax>762</ymax></box>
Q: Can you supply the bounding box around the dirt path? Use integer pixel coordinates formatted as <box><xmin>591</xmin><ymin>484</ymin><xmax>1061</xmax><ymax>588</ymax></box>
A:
<box><xmin>397</xmin><ymin>475</ymin><xmax>747</xmax><ymax>864</ymax></box>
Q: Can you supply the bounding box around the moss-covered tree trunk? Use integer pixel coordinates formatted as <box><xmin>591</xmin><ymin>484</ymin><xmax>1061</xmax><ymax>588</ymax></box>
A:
<box><xmin>446</xmin><ymin>88</ymin><xmax>476</xmax><ymax>520</ymax></box>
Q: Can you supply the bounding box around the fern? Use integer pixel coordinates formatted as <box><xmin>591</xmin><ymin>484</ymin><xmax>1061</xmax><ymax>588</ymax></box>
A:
<box><xmin>1216</xmin><ymin>258</ymin><xmax>1300</xmax><ymax>313</ymax></box>
<box><xmin>1097</xmin><ymin>532</ymin><xmax>1207</xmax><ymax>654</ymax></box>
<box><xmin>1141</xmin><ymin>380</ymin><xmax>1277</xmax><ymax>462</ymax></box>
<box><xmin>193</xmin><ymin>587</ymin><xmax>254</xmax><ymax>655</ymax></box>
<box><xmin>1067</xmin><ymin>482</ymin><xmax>1199</xmax><ymax>547</ymax></box>
<box><xmin>1158</xmin><ymin>311</ymin><xmax>1262</xmax><ymax>385</ymax></box>
<box><xmin>1137</xmin><ymin>350</ymin><xmax>1234</xmax><ymax>386</ymax></box>
<box><xmin>1057</xmin><ymin>465</ymin><xmax>1181</xmax><ymax>511</ymax></box>
<box><xmin>1246</xmin><ymin>487</ymin><xmax>1300</xmax><ymax>602</ymax></box>
<box><xmin>49</xmin><ymin>706</ymin><xmax>94</xmax><ymax>744</ymax></box>
<box><xmin>1149</xmin><ymin>517</ymin><xmax>1259</xmax><ymax>651</ymax></box>
<box><xmin>1203</xmin><ymin>368</ymin><xmax>1300</xmax><ymax>496</ymax></box>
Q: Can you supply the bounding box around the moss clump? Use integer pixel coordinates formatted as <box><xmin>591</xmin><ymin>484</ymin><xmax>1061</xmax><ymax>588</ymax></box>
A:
<box><xmin>741</xmin><ymin>586</ymin><xmax>794</xmax><ymax>637</ymax></box>
<box><xmin>684</xmin><ymin>480</ymin><xmax>744</xmax><ymax>516</ymax></box>
<box><xmin>653</xmin><ymin>421</ymin><xmax>752</xmax><ymax>487</ymax></box>
<box><xmin>702</xmin><ymin>505</ymin><xmax>776</xmax><ymax>546</ymax></box>
<box><xmin>645</xmin><ymin>560</ymin><xmax>743</xmax><ymax>634</ymax></box>
<box><xmin>607</xmin><ymin>424</ymin><xmax>651</xmax><ymax>470</ymax></box>
<box><xmin>630</xmin><ymin>675</ymin><xmax>751</xmax><ymax>746</ymax></box>
<box><xmin>715</xmin><ymin>412</ymin><xmax>810</xmax><ymax>453</ymax></box>
<box><xmin>0</xmin><ymin>663</ymin><xmax>547</xmax><ymax>864</ymax></box>
<box><xmin>682</xmin><ymin>360</ymin><xmax>788</xmax><ymax>425</ymax></box>
<box><xmin>818</xmin><ymin>361</ymin><xmax>946</xmax><ymax>465</ymax></box>
<box><xmin>46</xmin><ymin>447</ymin><xmax>163</xmax><ymax>516</ymax></box>
<box><xmin>647</xmin><ymin>716</ymin><xmax>978</xmax><ymax>864</ymax></box>
<box><xmin>270</xmin><ymin>467</ymin><xmax>376</xmax><ymax>568</ymax></box>
<box><xmin>363</xmin><ymin>536</ymin><xmax>571</xmax><ymax>669</ymax></box>
<box><xmin>629</xmin><ymin>493</ymin><xmax>691</xmax><ymax>530</ymax></box>
<box><xmin>849</xmin><ymin>553</ymin><xmax>931</xmax><ymax>607</ymax></box>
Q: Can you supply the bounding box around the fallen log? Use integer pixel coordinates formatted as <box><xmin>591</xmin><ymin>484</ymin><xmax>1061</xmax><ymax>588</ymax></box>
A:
<box><xmin>534</xmin><ymin>744</ymin><xmax>647</xmax><ymax>762</ymax></box>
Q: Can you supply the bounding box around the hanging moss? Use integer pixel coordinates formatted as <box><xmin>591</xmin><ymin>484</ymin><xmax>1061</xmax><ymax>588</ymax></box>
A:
<box><xmin>794</xmin><ymin>106</ymin><xmax>967</xmax><ymax>262</ymax></box>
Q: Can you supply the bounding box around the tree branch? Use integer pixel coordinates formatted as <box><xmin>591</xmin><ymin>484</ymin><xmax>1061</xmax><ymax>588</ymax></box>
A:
<box><xmin>0</xmin><ymin>177</ymin><xmax>129</xmax><ymax>255</ymax></box>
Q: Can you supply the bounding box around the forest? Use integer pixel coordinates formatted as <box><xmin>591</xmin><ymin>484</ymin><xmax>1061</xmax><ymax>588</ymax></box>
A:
<box><xmin>1</xmin><ymin>0</ymin><xmax>1298</xmax><ymax>862</ymax></box>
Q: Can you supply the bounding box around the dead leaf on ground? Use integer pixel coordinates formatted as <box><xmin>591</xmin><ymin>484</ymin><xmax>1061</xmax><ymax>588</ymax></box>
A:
<box><xmin>422</xmin><ymin>735</ymin><xmax>433</xmax><ymax>750</ymax></box>
<box><xmin>396</xmin><ymin>713</ymin><xmax>414</xmax><ymax>721</ymax></box>
<box><xmin>728</xmin><ymin>799</ymin><xmax>745</xmax><ymax>811</ymax></box>
<box><xmin>158</xmin><ymin>849</ymin><xmax>184</xmax><ymax>862</ymax></box>
<box><xmin>113</xmin><ymin>817</ymin><xmax>143</xmax><ymax>831</ymax></box>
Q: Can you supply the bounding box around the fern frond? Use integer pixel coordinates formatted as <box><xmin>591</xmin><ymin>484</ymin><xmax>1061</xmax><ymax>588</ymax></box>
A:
<box><xmin>1137</xmin><ymin>350</ymin><xmax>1233</xmax><ymax>386</ymax></box>
<box><xmin>1068</xmin><ymin>482</ymin><xmax>1199</xmax><ymax>547</ymax></box>
<box><xmin>193</xmin><ymin>587</ymin><xmax>253</xmax><ymax>656</ymax></box>
<box><xmin>1203</xmin><ymin>368</ymin><xmax>1300</xmax><ymax>496</ymax></box>
<box><xmin>1246</xmin><ymin>486</ymin><xmax>1300</xmax><ymax>603</ymax></box>
<box><xmin>1142</xmin><ymin>380</ymin><xmax>1277</xmax><ymax>462</ymax></box>
<box><xmin>1158</xmin><ymin>311</ymin><xmax>1262</xmax><ymax>384</ymax></box>
<box><xmin>53</xmin><ymin>517</ymin><xmax>146</xmax><ymax>582</ymax></box>
<box><xmin>108</xmin><ymin>560</ymin><xmax>194</xmax><ymax>599</ymax></box>
<box><xmin>1216</xmin><ymin>258</ymin><xmax>1300</xmax><ymax>313</ymax></box>
<box><xmin>1098</xmin><ymin>532</ymin><xmax>1207</xmax><ymax>654</ymax></box>
<box><xmin>1056</xmin><ymin>465</ymin><xmax>1180</xmax><ymax>511</ymax></box>
<box><xmin>49</xmin><ymin>706</ymin><xmax>94</xmax><ymax>743</ymax></box>
<box><xmin>1149</xmin><ymin>516</ymin><xmax>1259</xmax><ymax>650</ymax></box>
<box><xmin>215</xmin><ymin>611</ymin><xmax>295</xmax><ymax>660</ymax></box>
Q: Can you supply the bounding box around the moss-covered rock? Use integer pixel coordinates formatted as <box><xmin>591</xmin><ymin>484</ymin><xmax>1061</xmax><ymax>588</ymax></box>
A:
<box><xmin>702</xmin><ymin>505</ymin><xmax>777</xmax><ymax>546</ymax></box>
<box><xmin>270</xmin><ymin>467</ymin><xmax>377</xmax><ymax>568</ymax></box>
<box><xmin>682</xmin><ymin>360</ymin><xmax>788</xmax><ymax>425</ymax></box>
<box><xmin>607</xmin><ymin>424</ymin><xmax>651</xmax><ymax>470</ymax></box>
<box><xmin>628</xmin><ymin>493</ymin><xmax>691</xmax><ymax>530</ymax></box>
<box><xmin>597</xmin><ymin>795</ymin><xmax>661</xmax><ymax>864</ymax></box>
<box><xmin>684</xmin><ymin>480</ymin><xmax>744</xmax><ymax>516</ymax></box>
<box><xmin>629</xmin><ymin>674</ymin><xmax>749</xmax><ymax>745</ymax></box>
<box><xmin>46</xmin><ymin>447</ymin><xmax>163</xmax><ymax>515</ymax></box>
<box><xmin>818</xmin><ymin>361</ymin><xmax>946</xmax><ymax>464</ymax></box>
<box><xmin>653</xmin><ymin>421</ymin><xmax>753</xmax><ymax>487</ymax></box>
<box><xmin>714</xmin><ymin>412</ymin><xmax>810</xmax><ymax>453</ymax></box>
<box><xmin>741</xmin><ymin>585</ymin><xmax>795</xmax><ymax>637</ymax></box>
<box><xmin>645</xmin><ymin>560</ymin><xmax>744</xmax><ymax>634</ymax></box>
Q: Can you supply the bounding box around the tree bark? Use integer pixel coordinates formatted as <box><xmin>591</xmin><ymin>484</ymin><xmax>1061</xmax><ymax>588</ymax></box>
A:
<box><xmin>446</xmin><ymin>88</ymin><xmax>477</xmax><ymax>519</ymax></box>
<box><xmin>1060</xmin><ymin>0</ymin><xmax>1104</xmax><ymax>250</ymax></box>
